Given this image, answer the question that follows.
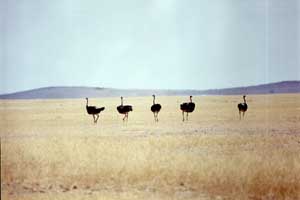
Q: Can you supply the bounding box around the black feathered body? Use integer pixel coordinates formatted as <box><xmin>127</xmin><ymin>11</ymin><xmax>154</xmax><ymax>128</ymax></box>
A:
<box><xmin>86</xmin><ymin>106</ymin><xmax>105</xmax><ymax>115</ymax></box>
<box><xmin>117</xmin><ymin>105</ymin><xmax>133</xmax><ymax>114</ymax></box>
<box><xmin>238</xmin><ymin>103</ymin><xmax>248</xmax><ymax>112</ymax></box>
<box><xmin>151</xmin><ymin>104</ymin><xmax>161</xmax><ymax>113</ymax></box>
<box><xmin>180</xmin><ymin>102</ymin><xmax>195</xmax><ymax>113</ymax></box>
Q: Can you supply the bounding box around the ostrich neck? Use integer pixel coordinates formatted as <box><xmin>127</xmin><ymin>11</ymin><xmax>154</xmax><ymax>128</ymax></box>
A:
<box><xmin>153</xmin><ymin>97</ymin><xmax>155</xmax><ymax>105</ymax></box>
<box><xmin>121</xmin><ymin>98</ymin><xmax>123</xmax><ymax>106</ymax></box>
<box><xmin>244</xmin><ymin>98</ymin><xmax>246</xmax><ymax>104</ymax></box>
<box><xmin>86</xmin><ymin>99</ymin><xmax>88</xmax><ymax>106</ymax></box>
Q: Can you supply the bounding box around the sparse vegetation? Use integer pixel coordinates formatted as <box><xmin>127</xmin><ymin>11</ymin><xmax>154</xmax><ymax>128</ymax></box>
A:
<box><xmin>1</xmin><ymin>94</ymin><xmax>300</xmax><ymax>200</ymax></box>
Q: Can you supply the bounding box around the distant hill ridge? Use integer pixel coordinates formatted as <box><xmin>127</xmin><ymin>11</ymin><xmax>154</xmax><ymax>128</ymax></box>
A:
<box><xmin>0</xmin><ymin>81</ymin><xmax>299</xmax><ymax>99</ymax></box>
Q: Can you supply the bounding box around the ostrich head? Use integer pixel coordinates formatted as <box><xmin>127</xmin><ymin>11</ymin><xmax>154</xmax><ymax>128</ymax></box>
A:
<box><xmin>243</xmin><ymin>95</ymin><xmax>247</xmax><ymax>103</ymax></box>
<box><xmin>120</xmin><ymin>96</ymin><xmax>123</xmax><ymax>105</ymax></box>
<box><xmin>85</xmin><ymin>97</ymin><xmax>88</xmax><ymax>105</ymax></box>
<box><xmin>152</xmin><ymin>94</ymin><xmax>155</xmax><ymax>104</ymax></box>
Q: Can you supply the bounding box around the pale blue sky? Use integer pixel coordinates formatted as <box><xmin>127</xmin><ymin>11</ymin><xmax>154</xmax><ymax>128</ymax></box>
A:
<box><xmin>1</xmin><ymin>0</ymin><xmax>299</xmax><ymax>94</ymax></box>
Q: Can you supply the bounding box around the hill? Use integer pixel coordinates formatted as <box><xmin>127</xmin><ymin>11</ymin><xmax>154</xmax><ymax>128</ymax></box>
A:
<box><xmin>0</xmin><ymin>81</ymin><xmax>299</xmax><ymax>99</ymax></box>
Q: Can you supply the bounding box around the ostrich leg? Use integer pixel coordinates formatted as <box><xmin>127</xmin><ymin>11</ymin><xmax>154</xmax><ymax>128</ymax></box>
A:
<box><xmin>186</xmin><ymin>113</ymin><xmax>189</xmax><ymax>121</ymax></box>
<box><xmin>239</xmin><ymin>111</ymin><xmax>241</xmax><ymax>120</ymax></box>
<box><xmin>95</xmin><ymin>114</ymin><xmax>99</xmax><ymax>123</ymax></box>
<box><xmin>182</xmin><ymin>111</ymin><xmax>185</xmax><ymax>122</ymax></box>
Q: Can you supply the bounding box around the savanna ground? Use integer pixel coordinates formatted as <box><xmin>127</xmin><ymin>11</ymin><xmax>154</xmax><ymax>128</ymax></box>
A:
<box><xmin>1</xmin><ymin>94</ymin><xmax>300</xmax><ymax>200</ymax></box>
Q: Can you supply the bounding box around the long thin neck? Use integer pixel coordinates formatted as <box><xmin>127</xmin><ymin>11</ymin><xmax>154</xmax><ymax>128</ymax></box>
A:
<box><xmin>190</xmin><ymin>97</ymin><xmax>192</xmax><ymax>103</ymax></box>
<box><xmin>121</xmin><ymin>98</ymin><xmax>123</xmax><ymax>106</ymax></box>
<box><xmin>86</xmin><ymin>99</ymin><xmax>88</xmax><ymax>106</ymax></box>
<box><xmin>153</xmin><ymin>96</ymin><xmax>155</xmax><ymax>105</ymax></box>
<box><xmin>244</xmin><ymin>97</ymin><xmax>246</xmax><ymax>104</ymax></box>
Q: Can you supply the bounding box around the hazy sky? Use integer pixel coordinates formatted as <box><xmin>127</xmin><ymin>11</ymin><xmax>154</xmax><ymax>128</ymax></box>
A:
<box><xmin>1</xmin><ymin>0</ymin><xmax>299</xmax><ymax>94</ymax></box>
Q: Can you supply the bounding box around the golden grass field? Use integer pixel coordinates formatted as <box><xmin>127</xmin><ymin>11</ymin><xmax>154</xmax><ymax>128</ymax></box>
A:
<box><xmin>1</xmin><ymin>94</ymin><xmax>300</xmax><ymax>200</ymax></box>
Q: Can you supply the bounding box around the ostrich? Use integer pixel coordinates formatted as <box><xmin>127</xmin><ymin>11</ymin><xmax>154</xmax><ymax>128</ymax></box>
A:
<box><xmin>117</xmin><ymin>96</ymin><xmax>133</xmax><ymax>121</ymax></box>
<box><xmin>151</xmin><ymin>94</ymin><xmax>162</xmax><ymax>122</ymax></box>
<box><xmin>238</xmin><ymin>95</ymin><xmax>248</xmax><ymax>119</ymax></box>
<box><xmin>85</xmin><ymin>98</ymin><xmax>105</xmax><ymax>123</ymax></box>
<box><xmin>180</xmin><ymin>96</ymin><xmax>195</xmax><ymax>121</ymax></box>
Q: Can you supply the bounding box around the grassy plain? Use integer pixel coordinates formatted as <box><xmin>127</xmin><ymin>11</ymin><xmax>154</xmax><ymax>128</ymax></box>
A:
<box><xmin>1</xmin><ymin>94</ymin><xmax>300</xmax><ymax>200</ymax></box>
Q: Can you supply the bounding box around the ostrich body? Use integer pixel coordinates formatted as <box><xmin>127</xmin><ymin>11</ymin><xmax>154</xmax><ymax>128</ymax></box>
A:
<box><xmin>238</xmin><ymin>95</ymin><xmax>248</xmax><ymax>119</ymax></box>
<box><xmin>180</xmin><ymin>96</ymin><xmax>195</xmax><ymax>121</ymax></box>
<box><xmin>151</xmin><ymin>95</ymin><xmax>161</xmax><ymax>122</ymax></box>
<box><xmin>85</xmin><ymin>98</ymin><xmax>105</xmax><ymax>123</ymax></box>
<box><xmin>117</xmin><ymin>96</ymin><xmax>133</xmax><ymax>121</ymax></box>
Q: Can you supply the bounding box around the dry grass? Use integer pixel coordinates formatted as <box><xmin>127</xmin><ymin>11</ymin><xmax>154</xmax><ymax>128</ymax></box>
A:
<box><xmin>1</xmin><ymin>94</ymin><xmax>300</xmax><ymax>200</ymax></box>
